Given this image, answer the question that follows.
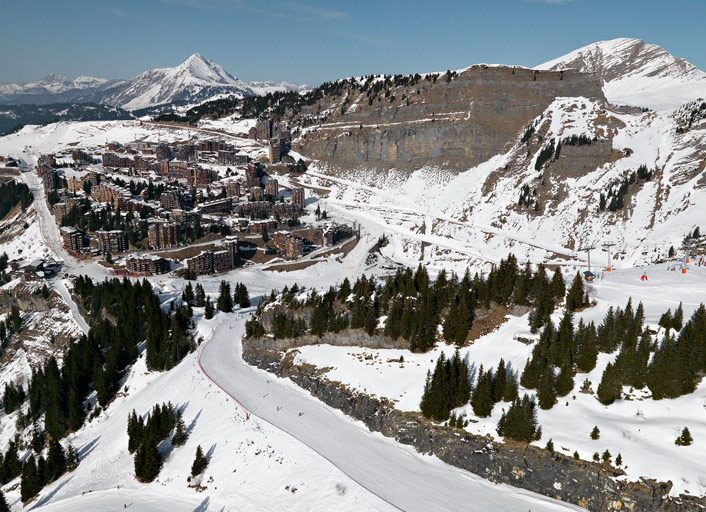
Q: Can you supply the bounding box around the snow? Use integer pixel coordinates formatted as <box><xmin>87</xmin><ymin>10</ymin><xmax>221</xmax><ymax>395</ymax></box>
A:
<box><xmin>102</xmin><ymin>54</ymin><xmax>306</xmax><ymax>110</ymax></box>
<box><xmin>194</xmin><ymin>313</ymin><xmax>580</xmax><ymax>512</ymax></box>
<box><xmin>295</xmin><ymin>94</ymin><xmax>705</xmax><ymax>274</ymax></box>
<box><xmin>293</xmin><ymin>263</ymin><xmax>706</xmax><ymax>496</ymax></box>
<box><xmin>536</xmin><ymin>38</ymin><xmax>706</xmax><ymax>111</ymax></box>
<box><xmin>24</xmin><ymin>344</ymin><xmax>395</xmax><ymax>512</ymax></box>
<box><xmin>0</xmin><ymin>74</ymin><xmax>108</xmax><ymax>96</ymax></box>
<box><xmin>0</xmin><ymin>55</ymin><xmax>306</xmax><ymax>111</ymax></box>
<box><xmin>0</xmin><ymin>93</ymin><xmax>703</xmax><ymax>506</ymax></box>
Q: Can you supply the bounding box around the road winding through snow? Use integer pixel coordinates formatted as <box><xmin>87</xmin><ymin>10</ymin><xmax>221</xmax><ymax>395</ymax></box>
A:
<box><xmin>198</xmin><ymin>313</ymin><xmax>583</xmax><ymax>512</ymax></box>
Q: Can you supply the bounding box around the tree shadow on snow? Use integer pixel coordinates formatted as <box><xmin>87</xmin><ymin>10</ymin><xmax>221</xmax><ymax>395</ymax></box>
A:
<box><xmin>192</xmin><ymin>497</ymin><xmax>210</xmax><ymax>512</ymax></box>
<box><xmin>206</xmin><ymin>443</ymin><xmax>216</xmax><ymax>462</ymax></box>
<box><xmin>78</xmin><ymin>436</ymin><xmax>101</xmax><ymax>460</ymax></box>
<box><xmin>186</xmin><ymin>409</ymin><xmax>202</xmax><ymax>437</ymax></box>
<box><xmin>29</xmin><ymin>475</ymin><xmax>74</xmax><ymax>510</ymax></box>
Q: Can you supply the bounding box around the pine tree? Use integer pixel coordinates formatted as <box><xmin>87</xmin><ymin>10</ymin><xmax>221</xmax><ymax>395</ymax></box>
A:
<box><xmin>590</xmin><ymin>426</ymin><xmax>600</xmax><ymax>440</ymax></box>
<box><xmin>471</xmin><ymin>366</ymin><xmax>494</xmax><ymax>417</ymax></box>
<box><xmin>520</xmin><ymin>356</ymin><xmax>541</xmax><ymax>390</ymax></box>
<box><xmin>20</xmin><ymin>455</ymin><xmax>39</xmax><ymax>503</ymax></box>
<box><xmin>194</xmin><ymin>284</ymin><xmax>206</xmax><ymax>307</ymax></box>
<box><xmin>134</xmin><ymin>434</ymin><xmax>161</xmax><ymax>482</ymax></box>
<box><xmin>573</xmin><ymin>451</ymin><xmax>580</xmax><ymax>460</ymax></box>
<box><xmin>172</xmin><ymin>415</ymin><xmax>188</xmax><ymax>447</ymax></box>
<box><xmin>46</xmin><ymin>440</ymin><xmax>67</xmax><ymax>483</ymax></box>
<box><xmin>566</xmin><ymin>272</ymin><xmax>585</xmax><ymax>312</ymax></box>
<box><xmin>492</xmin><ymin>359</ymin><xmax>507</xmax><ymax>403</ymax></box>
<box><xmin>602</xmin><ymin>450</ymin><xmax>612</xmax><ymax>464</ymax></box>
<box><xmin>658</xmin><ymin>309</ymin><xmax>673</xmax><ymax>332</ymax></box>
<box><xmin>182</xmin><ymin>282</ymin><xmax>194</xmax><ymax>305</ymax></box>
<box><xmin>217</xmin><ymin>281</ymin><xmax>233</xmax><ymax>312</ymax></box>
<box><xmin>337</xmin><ymin>278</ymin><xmax>352</xmax><ymax>301</ymax></box>
<box><xmin>0</xmin><ymin>489</ymin><xmax>8</xmax><ymax>512</ymax></box>
<box><xmin>496</xmin><ymin>394</ymin><xmax>542</xmax><ymax>442</ymax></box>
<box><xmin>675</xmin><ymin>427</ymin><xmax>693</xmax><ymax>446</ymax></box>
<box><xmin>545</xmin><ymin>438</ymin><xmax>554</xmax><ymax>452</ymax></box>
<box><xmin>191</xmin><ymin>445</ymin><xmax>208</xmax><ymax>477</ymax></box>
<box><xmin>673</xmin><ymin>302</ymin><xmax>684</xmax><ymax>331</ymax></box>
<box><xmin>597</xmin><ymin>362</ymin><xmax>621</xmax><ymax>405</ymax></box>
<box><xmin>503</xmin><ymin>371</ymin><xmax>519</xmax><ymax>402</ymax></box>
<box><xmin>419</xmin><ymin>370</ymin><xmax>433</xmax><ymax>418</ymax></box>
<box><xmin>575</xmin><ymin>320</ymin><xmax>598</xmax><ymax>373</ymax></box>
<box><xmin>66</xmin><ymin>445</ymin><xmax>79</xmax><ymax>470</ymax></box>
<box><xmin>127</xmin><ymin>410</ymin><xmax>143</xmax><ymax>453</ymax></box>
<box><xmin>555</xmin><ymin>362</ymin><xmax>575</xmax><ymax>397</ymax></box>
<box><xmin>234</xmin><ymin>283</ymin><xmax>250</xmax><ymax>309</ymax></box>
<box><xmin>453</xmin><ymin>351</ymin><xmax>471</xmax><ymax>407</ymax></box>
<box><xmin>615</xmin><ymin>453</ymin><xmax>623</xmax><ymax>466</ymax></box>
<box><xmin>204</xmin><ymin>297</ymin><xmax>214</xmax><ymax>320</ymax></box>
<box><xmin>550</xmin><ymin>268</ymin><xmax>565</xmax><ymax>302</ymax></box>
<box><xmin>537</xmin><ymin>370</ymin><xmax>557</xmax><ymax>410</ymax></box>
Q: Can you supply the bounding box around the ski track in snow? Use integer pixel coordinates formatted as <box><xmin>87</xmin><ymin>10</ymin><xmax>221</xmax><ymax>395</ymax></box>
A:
<box><xmin>197</xmin><ymin>313</ymin><xmax>582</xmax><ymax>512</ymax></box>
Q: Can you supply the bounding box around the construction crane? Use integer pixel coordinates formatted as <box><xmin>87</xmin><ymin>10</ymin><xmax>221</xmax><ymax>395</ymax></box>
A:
<box><xmin>602</xmin><ymin>242</ymin><xmax>616</xmax><ymax>272</ymax></box>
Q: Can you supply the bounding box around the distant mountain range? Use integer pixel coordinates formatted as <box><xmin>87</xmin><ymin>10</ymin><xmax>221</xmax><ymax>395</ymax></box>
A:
<box><xmin>0</xmin><ymin>54</ymin><xmax>308</xmax><ymax>111</ymax></box>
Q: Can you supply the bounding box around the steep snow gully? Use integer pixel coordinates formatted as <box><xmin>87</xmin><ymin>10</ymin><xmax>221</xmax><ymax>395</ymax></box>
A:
<box><xmin>197</xmin><ymin>313</ymin><xmax>582</xmax><ymax>512</ymax></box>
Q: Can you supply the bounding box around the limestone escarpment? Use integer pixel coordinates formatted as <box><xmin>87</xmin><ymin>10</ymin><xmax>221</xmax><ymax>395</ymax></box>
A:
<box><xmin>293</xmin><ymin>66</ymin><xmax>605</xmax><ymax>172</ymax></box>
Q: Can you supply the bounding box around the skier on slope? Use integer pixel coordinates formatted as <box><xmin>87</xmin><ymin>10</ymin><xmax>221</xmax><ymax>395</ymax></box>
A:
<box><xmin>640</xmin><ymin>272</ymin><xmax>648</xmax><ymax>282</ymax></box>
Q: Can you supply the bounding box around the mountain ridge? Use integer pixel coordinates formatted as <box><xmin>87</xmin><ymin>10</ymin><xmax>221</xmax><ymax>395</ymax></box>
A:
<box><xmin>0</xmin><ymin>53</ymin><xmax>306</xmax><ymax>110</ymax></box>
<box><xmin>536</xmin><ymin>37</ymin><xmax>706</xmax><ymax>110</ymax></box>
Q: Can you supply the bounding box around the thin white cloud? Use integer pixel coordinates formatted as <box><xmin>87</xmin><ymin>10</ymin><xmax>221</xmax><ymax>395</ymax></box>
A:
<box><xmin>335</xmin><ymin>31</ymin><xmax>393</xmax><ymax>47</ymax></box>
<box><xmin>158</xmin><ymin>0</ymin><xmax>347</xmax><ymax>21</ymax></box>
<box><xmin>527</xmin><ymin>0</ymin><xmax>574</xmax><ymax>4</ymax></box>
<box><xmin>103</xmin><ymin>6</ymin><xmax>127</xmax><ymax>17</ymax></box>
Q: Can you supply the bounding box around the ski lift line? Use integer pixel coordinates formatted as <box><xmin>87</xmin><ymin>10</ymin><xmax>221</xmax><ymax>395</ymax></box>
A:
<box><xmin>577</xmin><ymin>246</ymin><xmax>596</xmax><ymax>273</ymax></box>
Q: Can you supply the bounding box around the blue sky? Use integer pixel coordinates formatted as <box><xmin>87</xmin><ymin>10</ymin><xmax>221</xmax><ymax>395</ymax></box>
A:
<box><xmin>1</xmin><ymin>0</ymin><xmax>704</xmax><ymax>85</ymax></box>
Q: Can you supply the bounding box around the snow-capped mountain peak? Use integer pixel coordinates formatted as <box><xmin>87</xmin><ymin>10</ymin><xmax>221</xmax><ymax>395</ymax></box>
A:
<box><xmin>537</xmin><ymin>37</ymin><xmax>704</xmax><ymax>82</ymax></box>
<box><xmin>98</xmin><ymin>53</ymin><xmax>308</xmax><ymax>110</ymax></box>
<box><xmin>100</xmin><ymin>54</ymin><xmax>252</xmax><ymax>110</ymax></box>
<box><xmin>173</xmin><ymin>53</ymin><xmax>240</xmax><ymax>85</ymax></box>
<box><xmin>536</xmin><ymin>37</ymin><xmax>706</xmax><ymax>110</ymax></box>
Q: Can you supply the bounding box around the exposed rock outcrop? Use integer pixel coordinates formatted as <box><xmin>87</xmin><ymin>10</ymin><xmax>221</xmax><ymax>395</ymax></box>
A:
<box><xmin>242</xmin><ymin>335</ymin><xmax>706</xmax><ymax>512</ymax></box>
<box><xmin>293</xmin><ymin>66</ymin><xmax>604</xmax><ymax>172</ymax></box>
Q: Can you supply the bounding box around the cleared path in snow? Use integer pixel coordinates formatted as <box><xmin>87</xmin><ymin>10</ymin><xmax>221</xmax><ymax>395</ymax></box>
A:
<box><xmin>199</xmin><ymin>313</ymin><xmax>584</xmax><ymax>512</ymax></box>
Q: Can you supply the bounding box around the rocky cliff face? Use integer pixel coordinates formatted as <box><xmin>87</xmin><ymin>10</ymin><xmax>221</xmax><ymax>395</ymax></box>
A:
<box><xmin>293</xmin><ymin>66</ymin><xmax>604</xmax><ymax>172</ymax></box>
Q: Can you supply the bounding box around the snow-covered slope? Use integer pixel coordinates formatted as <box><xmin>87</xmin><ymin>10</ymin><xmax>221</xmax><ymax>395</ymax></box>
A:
<box><xmin>13</xmin><ymin>338</ymin><xmax>396</xmax><ymax>512</ymax></box>
<box><xmin>293</xmin><ymin>263</ymin><xmax>706</xmax><ymax>496</ymax></box>
<box><xmin>536</xmin><ymin>38</ymin><xmax>706</xmax><ymax>110</ymax></box>
<box><xmin>293</xmin><ymin>94</ymin><xmax>706</xmax><ymax>272</ymax></box>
